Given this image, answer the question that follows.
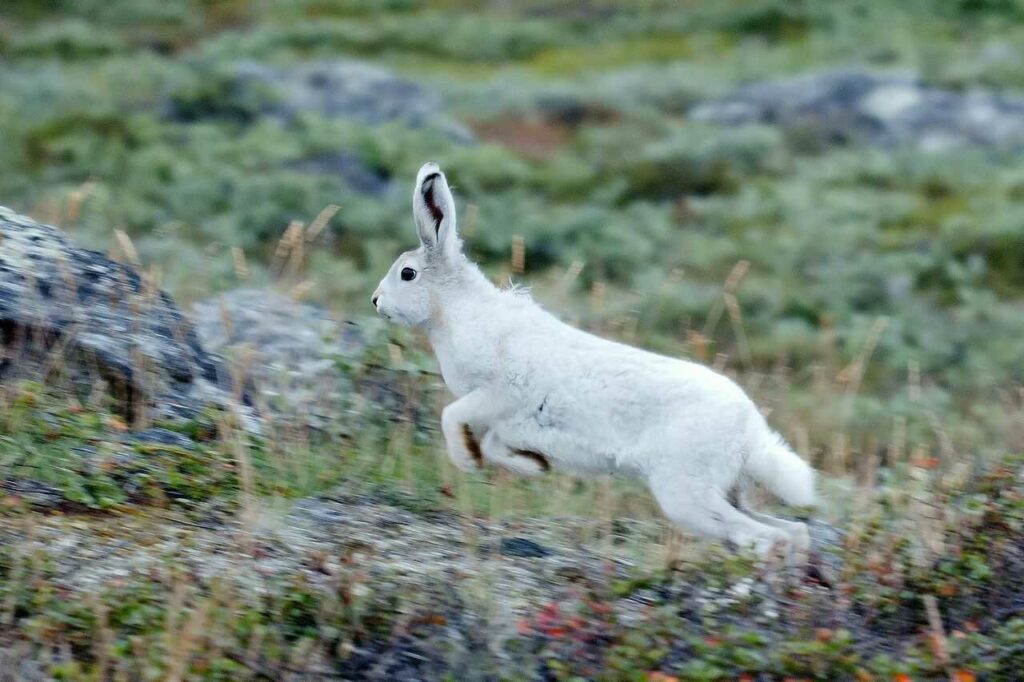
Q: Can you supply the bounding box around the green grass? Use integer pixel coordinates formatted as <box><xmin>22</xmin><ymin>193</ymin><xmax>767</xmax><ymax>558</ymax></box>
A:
<box><xmin>2</xmin><ymin>382</ymin><xmax>1023</xmax><ymax>679</ymax></box>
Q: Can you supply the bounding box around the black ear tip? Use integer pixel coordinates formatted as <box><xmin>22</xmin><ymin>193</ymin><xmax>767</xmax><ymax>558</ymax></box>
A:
<box><xmin>420</xmin><ymin>172</ymin><xmax>441</xmax><ymax>195</ymax></box>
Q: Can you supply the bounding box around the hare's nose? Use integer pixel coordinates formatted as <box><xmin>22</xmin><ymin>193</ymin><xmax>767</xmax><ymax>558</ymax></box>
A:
<box><xmin>371</xmin><ymin>289</ymin><xmax>381</xmax><ymax>307</ymax></box>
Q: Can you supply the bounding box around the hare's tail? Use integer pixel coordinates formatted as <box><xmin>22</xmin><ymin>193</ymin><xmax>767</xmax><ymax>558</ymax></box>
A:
<box><xmin>744</xmin><ymin>430</ymin><xmax>815</xmax><ymax>507</ymax></box>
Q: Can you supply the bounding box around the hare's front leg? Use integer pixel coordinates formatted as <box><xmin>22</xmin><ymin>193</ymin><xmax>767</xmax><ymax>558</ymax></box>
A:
<box><xmin>439</xmin><ymin>390</ymin><xmax>508</xmax><ymax>473</ymax></box>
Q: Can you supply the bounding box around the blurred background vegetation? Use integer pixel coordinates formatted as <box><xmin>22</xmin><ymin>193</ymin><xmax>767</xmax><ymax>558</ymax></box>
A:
<box><xmin>3</xmin><ymin>0</ymin><xmax>1023</xmax><ymax>470</ymax></box>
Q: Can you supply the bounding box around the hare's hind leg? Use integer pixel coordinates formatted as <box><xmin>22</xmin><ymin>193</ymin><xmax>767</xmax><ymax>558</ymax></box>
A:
<box><xmin>481</xmin><ymin>431</ymin><xmax>550</xmax><ymax>477</ymax></box>
<box><xmin>737</xmin><ymin>503</ymin><xmax>810</xmax><ymax>556</ymax></box>
<box><xmin>648</xmin><ymin>475</ymin><xmax>788</xmax><ymax>557</ymax></box>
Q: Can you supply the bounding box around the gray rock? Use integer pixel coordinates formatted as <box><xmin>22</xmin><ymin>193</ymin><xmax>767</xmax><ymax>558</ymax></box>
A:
<box><xmin>191</xmin><ymin>289</ymin><xmax>366</xmax><ymax>430</ymax></box>
<box><xmin>807</xmin><ymin>518</ymin><xmax>844</xmax><ymax>549</ymax></box>
<box><xmin>284</xmin><ymin>149</ymin><xmax>391</xmax><ymax>196</ymax></box>
<box><xmin>233</xmin><ymin>59</ymin><xmax>473</xmax><ymax>142</ymax></box>
<box><xmin>0</xmin><ymin>206</ymin><xmax>244</xmax><ymax>425</ymax></box>
<box><xmin>193</xmin><ymin>288</ymin><xmax>440</xmax><ymax>433</ymax></box>
<box><xmin>0</xmin><ymin>478</ymin><xmax>65</xmax><ymax>511</ymax></box>
<box><xmin>126</xmin><ymin>427</ymin><xmax>196</xmax><ymax>448</ymax></box>
<box><xmin>691</xmin><ymin>68</ymin><xmax>1024</xmax><ymax>150</ymax></box>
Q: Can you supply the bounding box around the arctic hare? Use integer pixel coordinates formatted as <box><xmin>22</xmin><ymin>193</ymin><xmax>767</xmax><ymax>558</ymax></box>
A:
<box><xmin>373</xmin><ymin>162</ymin><xmax>815</xmax><ymax>558</ymax></box>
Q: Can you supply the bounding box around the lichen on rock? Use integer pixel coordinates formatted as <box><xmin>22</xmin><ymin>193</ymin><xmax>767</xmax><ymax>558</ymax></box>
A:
<box><xmin>0</xmin><ymin>206</ymin><xmax>245</xmax><ymax>426</ymax></box>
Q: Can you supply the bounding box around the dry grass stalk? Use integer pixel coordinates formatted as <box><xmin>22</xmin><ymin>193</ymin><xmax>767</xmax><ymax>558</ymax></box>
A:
<box><xmin>305</xmin><ymin>204</ymin><xmax>340</xmax><ymax>244</ymax></box>
<box><xmin>387</xmin><ymin>421</ymin><xmax>415</xmax><ymax>492</ymax></box>
<box><xmin>164</xmin><ymin>578</ymin><xmax>187</xmax><ymax>668</ymax></box>
<box><xmin>284</xmin><ymin>232</ymin><xmax>307</xmax><ymax>283</ymax></box>
<box><xmin>598</xmin><ymin>475</ymin><xmax>615</xmax><ymax>552</ymax></box>
<box><xmin>922</xmin><ymin>594</ymin><xmax>951</xmax><ymax>672</ymax></box>
<box><xmin>89</xmin><ymin>594</ymin><xmax>114</xmax><ymax>680</ymax></box>
<box><xmin>712</xmin><ymin>351</ymin><xmax>729</xmax><ymax>373</ymax></box>
<box><xmin>434</xmin><ymin>389</ymin><xmax>454</xmax><ymax>493</ymax></box>
<box><xmin>818</xmin><ymin>324</ymin><xmax>837</xmax><ymax>385</ymax></box>
<box><xmin>232</xmin><ymin>246</ymin><xmax>249</xmax><ymax>280</ymax></box>
<box><xmin>854</xmin><ymin>452</ymin><xmax>880</xmax><ymax>515</ymax></box>
<box><xmin>37</xmin><ymin>320</ymin><xmax>83</xmax><ymax>392</ymax></box>
<box><xmin>35</xmin><ymin>196</ymin><xmax>61</xmax><ymax>226</ymax></box>
<box><xmin>829</xmin><ymin>431</ymin><xmax>849</xmax><ymax>476</ymax></box>
<box><xmin>461</xmin><ymin>202</ymin><xmax>480</xmax><ymax>238</ymax></box>
<box><xmin>143</xmin><ymin>265</ymin><xmax>162</xmax><ymax>302</ymax></box>
<box><xmin>662</xmin><ymin>525</ymin><xmax>684</xmax><ymax>569</ymax></box>
<box><xmin>64</xmin><ymin>180</ymin><xmax>96</xmax><ymax>225</ymax></box>
<box><xmin>55</xmin><ymin>254</ymin><xmax>77</xmax><ymax>303</ymax></box>
<box><xmin>590</xmin><ymin>280</ymin><xmax>606</xmax><ymax>316</ymax></box>
<box><xmin>830</xmin><ymin>316</ymin><xmax>890</xmax><ymax>469</ymax></box>
<box><xmin>1</xmin><ymin>530</ymin><xmax>27</xmax><ymax>627</ymax></box>
<box><xmin>794</xmin><ymin>424</ymin><xmax>811</xmax><ymax>459</ymax></box>
<box><xmin>268</xmin><ymin>205</ymin><xmax>341</xmax><ymax>285</ymax></box>
<box><xmin>702</xmin><ymin>259</ymin><xmax>750</xmax><ymax>339</ymax></box>
<box><xmin>243</xmin><ymin>623</ymin><xmax>265</xmax><ymax>674</ymax></box>
<box><xmin>687</xmin><ymin>329</ymin><xmax>709</xmax><ymax>362</ymax></box>
<box><xmin>838</xmin><ymin>316</ymin><xmax>889</xmax><ymax>394</ymax></box>
<box><xmin>388</xmin><ymin>342</ymin><xmax>403</xmax><ymax>368</ymax></box>
<box><xmin>908</xmin><ymin>359</ymin><xmax>922</xmax><ymax>402</ymax></box>
<box><xmin>165</xmin><ymin>592</ymin><xmax>210</xmax><ymax>682</ymax></box>
<box><xmin>289</xmin><ymin>279</ymin><xmax>316</xmax><ymax>301</ymax></box>
<box><xmin>724</xmin><ymin>292</ymin><xmax>752</xmax><ymax>370</ymax></box>
<box><xmin>724</xmin><ymin>259</ymin><xmax>751</xmax><ymax>292</ymax></box>
<box><xmin>490</xmin><ymin>466</ymin><xmax>510</xmax><ymax>525</ymax></box>
<box><xmin>926</xmin><ymin>410</ymin><xmax>956</xmax><ymax>467</ymax></box>
<box><xmin>224</xmin><ymin>417</ymin><xmax>258</xmax><ymax>539</ymax></box>
<box><xmin>112</xmin><ymin>229</ymin><xmax>141</xmax><ymax>268</ymax></box>
<box><xmin>131</xmin><ymin>346</ymin><xmax>151</xmax><ymax>427</ymax></box>
<box><xmin>890</xmin><ymin>415</ymin><xmax>907</xmax><ymax>466</ymax></box>
<box><xmin>622</xmin><ymin>311</ymin><xmax>641</xmax><ymax>344</ymax></box>
<box><xmin>511</xmin><ymin>234</ymin><xmax>526</xmax><ymax>275</ymax></box>
<box><xmin>229</xmin><ymin>346</ymin><xmax>259</xmax><ymax>404</ymax></box>
<box><xmin>271</xmin><ymin>220</ymin><xmax>304</xmax><ymax>277</ymax></box>
<box><xmin>218</xmin><ymin>297</ymin><xmax>234</xmax><ymax>341</ymax></box>
<box><xmin>557</xmin><ymin>260</ymin><xmax>584</xmax><ymax>298</ymax></box>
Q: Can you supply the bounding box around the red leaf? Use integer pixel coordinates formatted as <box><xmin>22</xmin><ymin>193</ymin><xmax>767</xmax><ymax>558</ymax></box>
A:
<box><xmin>646</xmin><ymin>673</ymin><xmax>679</xmax><ymax>682</ymax></box>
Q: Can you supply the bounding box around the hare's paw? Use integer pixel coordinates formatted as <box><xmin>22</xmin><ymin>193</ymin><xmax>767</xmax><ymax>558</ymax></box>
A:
<box><xmin>441</xmin><ymin>418</ymin><xmax>484</xmax><ymax>473</ymax></box>
<box><xmin>439</xmin><ymin>391</ymin><xmax>514</xmax><ymax>474</ymax></box>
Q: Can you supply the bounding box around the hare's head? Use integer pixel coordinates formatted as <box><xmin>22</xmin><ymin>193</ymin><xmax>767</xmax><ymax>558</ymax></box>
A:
<box><xmin>373</xmin><ymin>162</ymin><xmax>464</xmax><ymax>327</ymax></box>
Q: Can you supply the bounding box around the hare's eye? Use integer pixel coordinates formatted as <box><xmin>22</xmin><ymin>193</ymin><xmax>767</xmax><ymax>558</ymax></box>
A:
<box><xmin>400</xmin><ymin>267</ymin><xmax>417</xmax><ymax>282</ymax></box>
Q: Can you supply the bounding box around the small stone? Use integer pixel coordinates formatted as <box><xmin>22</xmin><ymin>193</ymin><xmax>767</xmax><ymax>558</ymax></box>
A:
<box><xmin>500</xmin><ymin>537</ymin><xmax>551</xmax><ymax>558</ymax></box>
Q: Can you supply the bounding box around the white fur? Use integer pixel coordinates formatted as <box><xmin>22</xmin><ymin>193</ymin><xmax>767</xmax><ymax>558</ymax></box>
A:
<box><xmin>373</xmin><ymin>162</ymin><xmax>816</xmax><ymax>559</ymax></box>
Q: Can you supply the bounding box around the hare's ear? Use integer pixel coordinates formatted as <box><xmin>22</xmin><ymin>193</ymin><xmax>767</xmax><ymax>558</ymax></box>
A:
<box><xmin>413</xmin><ymin>162</ymin><xmax>460</xmax><ymax>260</ymax></box>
